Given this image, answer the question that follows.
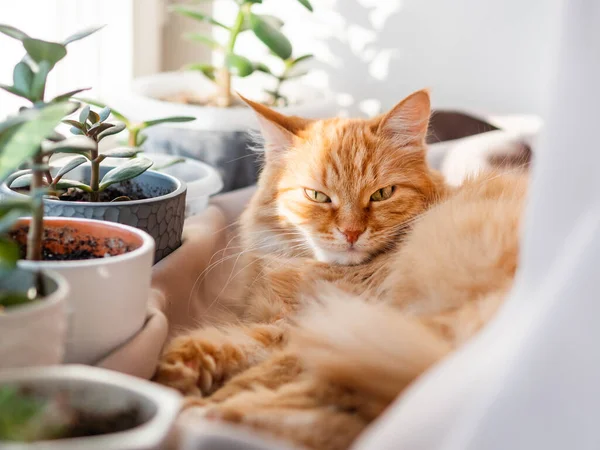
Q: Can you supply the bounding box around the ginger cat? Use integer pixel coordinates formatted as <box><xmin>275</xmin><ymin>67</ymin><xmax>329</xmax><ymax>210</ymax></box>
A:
<box><xmin>155</xmin><ymin>90</ymin><xmax>528</xmax><ymax>450</ymax></box>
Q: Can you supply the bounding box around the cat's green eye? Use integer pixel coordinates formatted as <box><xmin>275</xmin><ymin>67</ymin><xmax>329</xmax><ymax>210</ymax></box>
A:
<box><xmin>304</xmin><ymin>188</ymin><xmax>331</xmax><ymax>203</ymax></box>
<box><xmin>370</xmin><ymin>186</ymin><xmax>395</xmax><ymax>202</ymax></box>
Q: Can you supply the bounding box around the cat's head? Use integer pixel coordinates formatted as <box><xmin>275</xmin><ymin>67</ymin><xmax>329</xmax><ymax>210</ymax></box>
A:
<box><xmin>242</xmin><ymin>90</ymin><xmax>445</xmax><ymax>265</ymax></box>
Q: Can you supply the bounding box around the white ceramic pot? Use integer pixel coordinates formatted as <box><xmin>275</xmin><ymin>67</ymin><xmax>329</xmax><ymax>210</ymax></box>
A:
<box><xmin>0</xmin><ymin>365</ymin><xmax>181</xmax><ymax>450</ymax></box>
<box><xmin>0</xmin><ymin>269</ymin><xmax>69</xmax><ymax>369</ymax></box>
<box><xmin>14</xmin><ymin>217</ymin><xmax>154</xmax><ymax>365</ymax></box>
<box><xmin>109</xmin><ymin>72</ymin><xmax>339</xmax><ymax>192</ymax></box>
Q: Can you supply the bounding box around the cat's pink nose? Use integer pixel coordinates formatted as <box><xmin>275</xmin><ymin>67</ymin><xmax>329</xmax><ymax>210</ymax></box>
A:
<box><xmin>340</xmin><ymin>228</ymin><xmax>364</xmax><ymax>244</ymax></box>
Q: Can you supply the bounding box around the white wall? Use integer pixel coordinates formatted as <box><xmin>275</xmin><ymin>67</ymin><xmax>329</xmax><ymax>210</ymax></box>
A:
<box><xmin>209</xmin><ymin>0</ymin><xmax>564</xmax><ymax>116</ymax></box>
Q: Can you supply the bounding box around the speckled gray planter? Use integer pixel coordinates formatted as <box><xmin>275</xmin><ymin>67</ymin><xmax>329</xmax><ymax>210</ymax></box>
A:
<box><xmin>1</xmin><ymin>167</ymin><xmax>186</xmax><ymax>263</ymax></box>
<box><xmin>142</xmin><ymin>126</ymin><xmax>260</xmax><ymax>193</ymax></box>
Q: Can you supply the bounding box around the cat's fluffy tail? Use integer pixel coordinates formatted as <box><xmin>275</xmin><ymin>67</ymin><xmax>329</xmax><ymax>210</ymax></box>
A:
<box><xmin>291</xmin><ymin>285</ymin><xmax>451</xmax><ymax>404</ymax></box>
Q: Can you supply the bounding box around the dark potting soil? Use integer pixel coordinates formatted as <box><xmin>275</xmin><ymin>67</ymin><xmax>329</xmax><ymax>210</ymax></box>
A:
<box><xmin>62</xmin><ymin>404</ymin><xmax>143</xmax><ymax>438</ymax></box>
<box><xmin>9</xmin><ymin>227</ymin><xmax>136</xmax><ymax>261</ymax></box>
<box><xmin>58</xmin><ymin>181</ymin><xmax>149</xmax><ymax>202</ymax></box>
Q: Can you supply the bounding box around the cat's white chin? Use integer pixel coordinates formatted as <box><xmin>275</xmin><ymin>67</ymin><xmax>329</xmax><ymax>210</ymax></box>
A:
<box><xmin>312</xmin><ymin>247</ymin><xmax>370</xmax><ymax>265</ymax></box>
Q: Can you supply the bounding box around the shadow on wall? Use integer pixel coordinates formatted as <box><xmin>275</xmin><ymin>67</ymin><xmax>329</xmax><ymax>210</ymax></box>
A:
<box><xmin>312</xmin><ymin>0</ymin><xmax>560</xmax><ymax>117</ymax></box>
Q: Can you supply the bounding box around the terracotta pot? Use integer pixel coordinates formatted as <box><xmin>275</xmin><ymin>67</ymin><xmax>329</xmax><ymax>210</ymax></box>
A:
<box><xmin>13</xmin><ymin>217</ymin><xmax>154</xmax><ymax>365</ymax></box>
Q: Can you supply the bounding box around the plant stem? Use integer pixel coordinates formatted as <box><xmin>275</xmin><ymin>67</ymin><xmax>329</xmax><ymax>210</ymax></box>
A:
<box><xmin>216</xmin><ymin>4</ymin><xmax>248</xmax><ymax>107</ymax></box>
<box><xmin>90</xmin><ymin>144</ymin><xmax>99</xmax><ymax>202</ymax></box>
<box><xmin>128</xmin><ymin>128</ymin><xmax>139</xmax><ymax>148</ymax></box>
<box><xmin>26</xmin><ymin>153</ymin><xmax>44</xmax><ymax>262</ymax></box>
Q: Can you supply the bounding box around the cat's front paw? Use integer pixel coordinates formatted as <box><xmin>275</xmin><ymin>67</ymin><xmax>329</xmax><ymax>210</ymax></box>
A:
<box><xmin>154</xmin><ymin>336</ymin><xmax>224</xmax><ymax>396</ymax></box>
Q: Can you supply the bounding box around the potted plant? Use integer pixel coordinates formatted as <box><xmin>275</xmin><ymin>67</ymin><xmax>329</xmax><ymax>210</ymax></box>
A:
<box><xmin>0</xmin><ymin>25</ymin><xmax>188</xmax><ymax>262</ymax></box>
<box><xmin>109</xmin><ymin>0</ymin><xmax>338</xmax><ymax>192</ymax></box>
<box><xmin>0</xmin><ymin>24</ymin><xmax>157</xmax><ymax>366</ymax></box>
<box><xmin>71</xmin><ymin>98</ymin><xmax>224</xmax><ymax>217</ymax></box>
<box><xmin>0</xmin><ymin>106</ymin><xmax>71</xmax><ymax>369</ymax></box>
<box><xmin>0</xmin><ymin>365</ymin><xmax>181</xmax><ymax>449</ymax></box>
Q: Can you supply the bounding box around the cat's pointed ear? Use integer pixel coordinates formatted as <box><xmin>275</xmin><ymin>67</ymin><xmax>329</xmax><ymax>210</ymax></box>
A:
<box><xmin>378</xmin><ymin>89</ymin><xmax>431</xmax><ymax>148</ymax></box>
<box><xmin>238</xmin><ymin>93</ymin><xmax>304</xmax><ymax>156</ymax></box>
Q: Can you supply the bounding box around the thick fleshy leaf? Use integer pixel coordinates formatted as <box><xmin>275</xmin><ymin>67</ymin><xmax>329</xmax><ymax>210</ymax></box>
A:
<box><xmin>29</xmin><ymin>61</ymin><xmax>51</xmax><ymax>101</ymax></box>
<box><xmin>101</xmin><ymin>147</ymin><xmax>140</xmax><ymax>158</ymax></box>
<box><xmin>12</xmin><ymin>62</ymin><xmax>33</xmax><ymax>97</ymax></box>
<box><xmin>0</xmin><ymin>83</ymin><xmax>29</xmax><ymax>100</ymax></box>
<box><xmin>78</xmin><ymin>105</ymin><xmax>90</xmax><ymax>124</ymax></box>
<box><xmin>23</xmin><ymin>38</ymin><xmax>67</xmax><ymax>68</ymax></box>
<box><xmin>62</xmin><ymin>119</ymin><xmax>86</xmax><ymax>133</ymax></box>
<box><xmin>0</xmin><ymin>198</ymin><xmax>31</xmax><ymax>218</ymax></box>
<box><xmin>9</xmin><ymin>174</ymin><xmax>33</xmax><ymax>189</ymax></box>
<box><xmin>0</xmin><ymin>114</ymin><xmax>28</xmax><ymax>135</ymax></box>
<box><xmin>63</xmin><ymin>25</ymin><xmax>105</xmax><ymax>45</ymax></box>
<box><xmin>153</xmin><ymin>157</ymin><xmax>185</xmax><ymax>171</ymax></box>
<box><xmin>254</xmin><ymin>62</ymin><xmax>272</xmax><ymax>74</ymax></box>
<box><xmin>296</xmin><ymin>0</ymin><xmax>313</xmax><ymax>11</ymax></box>
<box><xmin>0</xmin><ymin>24</ymin><xmax>29</xmax><ymax>41</ymax></box>
<box><xmin>225</xmin><ymin>54</ymin><xmax>255</xmax><ymax>77</ymax></box>
<box><xmin>97</xmin><ymin>122</ymin><xmax>126</xmax><ymax>140</ymax></box>
<box><xmin>54</xmin><ymin>178</ymin><xmax>92</xmax><ymax>192</ymax></box>
<box><xmin>70</xmin><ymin>126</ymin><xmax>83</xmax><ymax>136</ymax></box>
<box><xmin>141</xmin><ymin>116</ymin><xmax>196</xmax><ymax>129</ymax></box>
<box><xmin>170</xmin><ymin>6</ymin><xmax>230</xmax><ymax>30</ymax></box>
<box><xmin>289</xmin><ymin>53</ymin><xmax>314</xmax><ymax>66</ymax></box>
<box><xmin>0</xmin><ymin>237</ymin><xmax>20</xmax><ymax>275</ymax></box>
<box><xmin>88</xmin><ymin>122</ymin><xmax>114</xmax><ymax>139</ymax></box>
<box><xmin>99</xmin><ymin>157</ymin><xmax>153</xmax><ymax>191</ymax></box>
<box><xmin>74</xmin><ymin>98</ymin><xmax>128</xmax><ymax>124</ymax></box>
<box><xmin>99</xmin><ymin>106</ymin><xmax>111</xmax><ymax>122</ymax></box>
<box><xmin>185</xmin><ymin>63</ymin><xmax>216</xmax><ymax>81</ymax></box>
<box><xmin>260</xmin><ymin>15</ymin><xmax>284</xmax><ymax>29</ymax></box>
<box><xmin>50</xmin><ymin>88</ymin><xmax>90</xmax><ymax>103</ymax></box>
<box><xmin>42</xmin><ymin>136</ymin><xmax>95</xmax><ymax>158</ymax></box>
<box><xmin>87</xmin><ymin>110</ymin><xmax>101</xmax><ymax>125</ymax></box>
<box><xmin>55</xmin><ymin>155</ymin><xmax>88</xmax><ymax>178</ymax></box>
<box><xmin>185</xmin><ymin>33</ymin><xmax>222</xmax><ymax>49</ymax></box>
<box><xmin>249</xmin><ymin>13</ymin><xmax>292</xmax><ymax>60</ymax></box>
<box><xmin>0</xmin><ymin>102</ymin><xmax>77</xmax><ymax>182</ymax></box>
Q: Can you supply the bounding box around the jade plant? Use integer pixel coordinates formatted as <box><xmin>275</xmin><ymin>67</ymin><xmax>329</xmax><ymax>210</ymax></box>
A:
<box><xmin>172</xmin><ymin>0</ymin><xmax>315</xmax><ymax>107</ymax></box>
<box><xmin>0</xmin><ymin>23</ymin><xmax>104</xmax><ymax>265</ymax></box>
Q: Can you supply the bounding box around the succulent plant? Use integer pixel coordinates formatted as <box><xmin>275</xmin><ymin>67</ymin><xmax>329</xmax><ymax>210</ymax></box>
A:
<box><xmin>172</xmin><ymin>0</ymin><xmax>315</xmax><ymax>107</ymax></box>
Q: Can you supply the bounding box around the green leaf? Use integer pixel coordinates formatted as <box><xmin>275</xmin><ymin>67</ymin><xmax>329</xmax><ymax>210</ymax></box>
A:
<box><xmin>225</xmin><ymin>54</ymin><xmax>255</xmax><ymax>77</ymax></box>
<box><xmin>289</xmin><ymin>53</ymin><xmax>314</xmax><ymax>66</ymax></box>
<box><xmin>62</xmin><ymin>119</ymin><xmax>86</xmax><ymax>133</ymax></box>
<box><xmin>9</xmin><ymin>174</ymin><xmax>33</xmax><ymax>189</ymax></box>
<box><xmin>78</xmin><ymin>105</ymin><xmax>90</xmax><ymax>123</ymax></box>
<box><xmin>29</xmin><ymin>61</ymin><xmax>51</xmax><ymax>102</ymax></box>
<box><xmin>0</xmin><ymin>199</ymin><xmax>31</xmax><ymax>218</ymax></box>
<box><xmin>50</xmin><ymin>88</ymin><xmax>90</xmax><ymax>103</ymax></box>
<box><xmin>0</xmin><ymin>238</ymin><xmax>20</xmax><ymax>274</ymax></box>
<box><xmin>137</xmin><ymin>134</ymin><xmax>148</xmax><ymax>146</ymax></box>
<box><xmin>54</xmin><ymin>178</ymin><xmax>92</xmax><ymax>192</ymax></box>
<box><xmin>141</xmin><ymin>116</ymin><xmax>196</xmax><ymax>129</ymax></box>
<box><xmin>101</xmin><ymin>147</ymin><xmax>140</xmax><ymax>158</ymax></box>
<box><xmin>0</xmin><ymin>24</ymin><xmax>30</xmax><ymax>41</ymax></box>
<box><xmin>74</xmin><ymin>97</ymin><xmax>129</xmax><ymax>124</ymax></box>
<box><xmin>63</xmin><ymin>24</ymin><xmax>105</xmax><ymax>45</ymax></box>
<box><xmin>0</xmin><ymin>102</ymin><xmax>77</xmax><ymax>183</ymax></box>
<box><xmin>87</xmin><ymin>122</ymin><xmax>114</xmax><ymax>139</ymax></box>
<box><xmin>0</xmin><ymin>114</ymin><xmax>29</xmax><ymax>135</ymax></box>
<box><xmin>23</xmin><ymin>38</ymin><xmax>67</xmax><ymax>68</ymax></box>
<box><xmin>0</xmin><ymin>83</ymin><xmax>30</xmax><ymax>101</ymax></box>
<box><xmin>99</xmin><ymin>157</ymin><xmax>153</xmax><ymax>190</ymax></box>
<box><xmin>296</xmin><ymin>0</ymin><xmax>313</xmax><ymax>12</ymax></box>
<box><xmin>99</xmin><ymin>106</ymin><xmax>111</xmax><ymax>122</ymax></box>
<box><xmin>249</xmin><ymin>13</ymin><xmax>292</xmax><ymax>60</ymax></box>
<box><xmin>283</xmin><ymin>70</ymin><xmax>309</xmax><ymax>80</ymax></box>
<box><xmin>170</xmin><ymin>6</ymin><xmax>230</xmax><ymax>30</ymax></box>
<box><xmin>185</xmin><ymin>63</ymin><xmax>216</xmax><ymax>81</ymax></box>
<box><xmin>254</xmin><ymin>62</ymin><xmax>272</xmax><ymax>74</ymax></box>
<box><xmin>87</xmin><ymin>110</ymin><xmax>101</xmax><ymax>124</ymax></box>
<box><xmin>260</xmin><ymin>15</ymin><xmax>284</xmax><ymax>29</ymax></box>
<box><xmin>42</xmin><ymin>135</ymin><xmax>95</xmax><ymax>157</ymax></box>
<box><xmin>12</xmin><ymin>62</ymin><xmax>33</xmax><ymax>98</ymax></box>
<box><xmin>55</xmin><ymin>155</ymin><xmax>88</xmax><ymax>178</ymax></box>
<box><xmin>184</xmin><ymin>33</ymin><xmax>222</xmax><ymax>49</ymax></box>
<box><xmin>153</xmin><ymin>157</ymin><xmax>186</xmax><ymax>171</ymax></box>
<box><xmin>97</xmin><ymin>122</ymin><xmax>126</xmax><ymax>141</ymax></box>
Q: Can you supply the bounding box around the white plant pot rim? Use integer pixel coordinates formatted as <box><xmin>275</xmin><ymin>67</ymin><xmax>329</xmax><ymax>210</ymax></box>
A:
<box><xmin>0</xmin><ymin>269</ymin><xmax>68</xmax><ymax>319</ymax></box>
<box><xmin>0</xmin><ymin>364</ymin><xmax>181</xmax><ymax>450</ymax></box>
<box><xmin>110</xmin><ymin>71</ymin><xmax>338</xmax><ymax>132</ymax></box>
<box><xmin>16</xmin><ymin>217</ymin><xmax>155</xmax><ymax>269</ymax></box>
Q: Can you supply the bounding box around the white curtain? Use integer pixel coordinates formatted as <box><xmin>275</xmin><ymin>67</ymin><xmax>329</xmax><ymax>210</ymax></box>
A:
<box><xmin>353</xmin><ymin>1</ymin><xmax>600</xmax><ymax>449</ymax></box>
<box><xmin>0</xmin><ymin>0</ymin><xmax>163</xmax><ymax>120</ymax></box>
